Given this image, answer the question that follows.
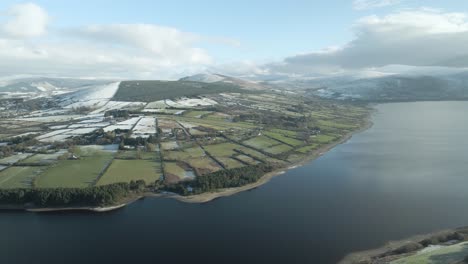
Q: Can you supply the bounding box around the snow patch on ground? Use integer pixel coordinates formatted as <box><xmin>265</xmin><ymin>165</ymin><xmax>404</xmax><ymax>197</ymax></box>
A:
<box><xmin>131</xmin><ymin>117</ymin><xmax>157</xmax><ymax>138</ymax></box>
<box><xmin>59</xmin><ymin>82</ymin><xmax>121</xmax><ymax>108</ymax></box>
<box><xmin>102</xmin><ymin>117</ymin><xmax>141</xmax><ymax>132</ymax></box>
<box><xmin>89</xmin><ymin>101</ymin><xmax>147</xmax><ymax>114</ymax></box>
<box><xmin>165</xmin><ymin>97</ymin><xmax>218</xmax><ymax>108</ymax></box>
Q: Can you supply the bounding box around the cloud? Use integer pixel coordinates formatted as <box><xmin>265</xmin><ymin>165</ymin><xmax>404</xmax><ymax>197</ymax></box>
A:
<box><xmin>1</xmin><ymin>3</ymin><xmax>49</xmax><ymax>38</ymax></box>
<box><xmin>353</xmin><ymin>0</ymin><xmax>402</xmax><ymax>11</ymax></box>
<box><xmin>267</xmin><ymin>9</ymin><xmax>468</xmax><ymax>76</ymax></box>
<box><xmin>67</xmin><ymin>24</ymin><xmax>212</xmax><ymax>66</ymax></box>
<box><xmin>0</xmin><ymin>3</ymin><xmax>238</xmax><ymax>79</ymax></box>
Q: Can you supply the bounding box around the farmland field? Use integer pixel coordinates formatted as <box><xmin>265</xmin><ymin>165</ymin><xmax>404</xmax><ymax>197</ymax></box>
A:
<box><xmin>35</xmin><ymin>150</ymin><xmax>114</xmax><ymax>188</ymax></box>
<box><xmin>312</xmin><ymin>134</ymin><xmax>337</xmax><ymax>144</ymax></box>
<box><xmin>0</xmin><ymin>166</ymin><xmax>41</xmax><ymax>188</ymax></box>
<box><xmin>296</xmin><ymin>144</ymin><xmax>319</xmax><ymax>153</ymax></box>
<box><xmin>264</xmin><ymin>144</ymin><xmax>293</xmax><ymax>155</ymax></box>
<box><xmin>264</xmin><ymin>131</ymin><xmax>304</xmax><ymax>146</ymax></box>
<box><xmin>186</xmin><ymin>157</ymin><xmax>222</xmax><ymax>175</ymax></box>
<box><xmin>116</xmin><ymin>151</ymin><xmax>157</xmax><ymax>160</ymax></box>
<box><xmin>164</xmin><ymin>162</ymin><xmax>192</xmax><ymax>183</ymax></box>
<box><xmin>216</xmin><ymin>157</ymin><xmax>244</xmax><ymax>169</ymax></box>
<box><xmin>18</xmin><ymin>152</ymin><xmax>66</xmax><ymax>165</ymax></box>
<box><xmin>244</xmin><ymin>136</ymin><xmax>279</xmax><ymax>149</ymax></box>
<box><xmin>97</xmin><ymin>159</ymin><xmax>162</xmax><ymax>186</ymax></box>
<box><xmin>234</xmin><ymin>154</ymin><xmax>259</xmax><ymax>165</ymax></box>
<box><xmin>164</xmin><ymin>146</ymin><xmax>205</xmax><ymax>160</ymax></box>
<box><xmin>183</xmin><ymin>110</ymin><xmax>212</xmax><ymax>118</ymax></box>
<box><xmin>0</xmin><ymin>153</ymin><xmax>33</xmax><ymax>165</ymax></box>
<box><xmin>203</xmin><ymin>142</ymin><xmax>241</xmax><ymax>156</ymax></box>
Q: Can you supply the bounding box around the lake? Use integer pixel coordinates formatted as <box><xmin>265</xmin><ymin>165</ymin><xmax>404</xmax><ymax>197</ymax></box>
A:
<box><xmin>2</xmin><ymin>101</ymin><xmax>468</xmax><ymax>264</ymax></box>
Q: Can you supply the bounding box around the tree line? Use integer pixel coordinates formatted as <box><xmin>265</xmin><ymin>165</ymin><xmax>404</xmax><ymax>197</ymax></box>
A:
<box><xmin>166</xmin><ymin>163</ymin><xmax>274</xmax><ymax>195</ymax></box>
<box><xmin>0</xmin><ymin>181</ymin><xmax>145</xmax><ymax>207</ymax></box>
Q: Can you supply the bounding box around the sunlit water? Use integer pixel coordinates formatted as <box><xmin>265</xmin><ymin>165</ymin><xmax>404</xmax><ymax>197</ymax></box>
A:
<box><xmin>2</xmin><ymin>101</ymin><xmax>468</xmax><ymax>264</ymax></box>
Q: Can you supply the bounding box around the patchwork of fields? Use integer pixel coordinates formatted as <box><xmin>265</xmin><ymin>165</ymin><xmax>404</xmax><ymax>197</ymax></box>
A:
<box><xmin>0</xmin><ymin>82</ymin><xmax>369</xmax><ymax>192</ymax></box>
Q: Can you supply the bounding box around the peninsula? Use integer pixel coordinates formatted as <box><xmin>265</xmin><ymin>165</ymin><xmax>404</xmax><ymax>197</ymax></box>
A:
<box><xmin>0</xmin><ymin>75</ymin><xmax>370</xmax><ymax>211</ymax></box>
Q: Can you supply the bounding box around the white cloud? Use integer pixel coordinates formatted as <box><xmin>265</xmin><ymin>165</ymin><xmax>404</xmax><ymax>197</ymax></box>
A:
<box><xmin>2</xmin><ymin>3</ymin><xmax>49</xmax><ymax>38</ymax></box>
<box><xmin>68</xmin><ymin>24</ymin><xmax>212</xmax><ymax>66</ymax></box>
<box><xmin>0</xmin><ymin>3</ymin><xmax>237</xmax><ymax>79</ymax></box>
<box><xmin>353</xmin><ymin>0</ymin><xmax>402</xmax><ymax>11</ymax></box>
<box><xmin>267</xmin><ymin>9</ymin><xmax>468</xmax><ymax>76</ymax></box>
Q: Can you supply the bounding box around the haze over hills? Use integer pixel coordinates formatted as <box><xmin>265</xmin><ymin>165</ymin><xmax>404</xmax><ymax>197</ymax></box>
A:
<box><xmin>0</xmin><ymin>77</ymin><xmax>115</xmax><ymax>98</ymax></box>
<box><xmin>2</xmin><ymin>64</ymin><xmax>468</xmax><ymax>103</ymax></box>
<box><xmin>255</xmin><ymin>65</ymin><xmax>468</xmax><ymax>101</ymax></box>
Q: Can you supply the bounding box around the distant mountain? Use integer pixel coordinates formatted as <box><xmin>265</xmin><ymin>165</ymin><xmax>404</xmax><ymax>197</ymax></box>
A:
<box><xmin>0</xmin><ymin>77</ymin><xmax>114</xmax><ymax>96</ymax></box>
<box><xmin>180</xmin><ymin>73</ymin><xmax>268</xmax><ymax>90</ymax></box>
<box><xmin>261</xmin><ymin>66</ymin><xmax>468</xmax><ymax>101</ymax></box>
<box><xmin>179</xmin><ymin>73</ymin><xmax>226</xmax><ymax>83</ymax></box>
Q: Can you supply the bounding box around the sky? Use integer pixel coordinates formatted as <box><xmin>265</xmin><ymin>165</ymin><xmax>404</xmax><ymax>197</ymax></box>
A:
<box><xmin>0</xmin><ymin>0</ymin><xmax>468</xmax><ymax>79</ymax></box>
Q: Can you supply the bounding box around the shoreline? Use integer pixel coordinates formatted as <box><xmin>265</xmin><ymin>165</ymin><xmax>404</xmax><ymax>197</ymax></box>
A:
<box><xmin>0</xmin><ymin>110</ymin><xmax>374</xmax><ymax>212</ymax></box>
<box><xmin>165</xmin><ymin>114</ymin><xmax>374</xmax><ymax>204</ymax></box>
<box><xmin>339</xmin><ymin>226</ymin><xmax>468</xmax><ymax>264</ymax></box>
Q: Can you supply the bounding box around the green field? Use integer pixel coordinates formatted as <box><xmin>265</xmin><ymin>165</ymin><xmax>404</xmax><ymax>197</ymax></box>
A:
<box><xmin>264</xmin><ymin>131</ymin><xmax>304</xmax><ymax>146</ymax></box>
<box><xmin>311</xmin><ymin>134</ymin><xmax>337</xmax><ymax>144</ymax></box>
<box><xmin>296</xmin><ymin>144</ymin><xmax>319</xmax><ymax>153</ymax></box>
<box><xmin>269</xmin><ymin>128</ymin><xmax>299</xmax><ymax>138</ymax></box>
<box><xmin>183</xmin><ymin>110</ymin><xmax>212</xmax><ymax>118</ymax></box>
<box><xmin>35</xmin><ymin>150</ymin><xmax>114</xmax><ymax>188</ymax></box>
<box><xmin>203</xmin><ymin>142</ymin><xmax>241</xmax><ymax>157</ymax></box>
<box><xmin>164</xmin><ymin>162</ymin><xmax>193</xmax><ymax>183</ymax></box>
<box><xmin>244</xmin><ymin>136</ymin><xmax>280</xmax><ymax>149</ymax></box>
<box><xmin>97</xmin><ymin>159</ymin><xmax>162</xmax><ymax>186</ymax></box>
<box><xmin>0</xmin><ymin>166</ymin><xmax>41</xmax><ymax>188</ymax></box>
<box><xmin>116</xmin><ymin>150</ymin><xmax>156</xmax><ymax>160</ymax></box>
<box><xmin>264</xmin><ymin>144</ymin><xmax>293</xmax><ymax>155</ymax></box>
<box><xmin>175</xmin><ymin>116</ymin><xmax>255</xmax><ymax>130</ymax></box>
<box><xmin>187</xmin><ymin>157</ymin><xmax>222</xmax><ymax>175</ymax></box>
<box><xmin>0</xmin><ymin>153</ymin><xmax>33</xmax><ymax>165</ymax></box>
<box><xmin>164</xmin><ymin>146</ymin><xmax>205</xmax><ymax>160</ymax></box>
<box><xmin>18</xmin><ymin>152</ymin><xmax>65</xmax><ymax>165</ymax></box>
<box><xmin>216</xmin><ymin>157</ymin><xmax>244</xmax><ymax>169</ymax></box>
<box><xmin>317</xmin><ymin>119</ymin><xmax>357</xmax><ymax>130</ymax></box>
<box><xmin>234</xmin><ymin>154</ymin><xmax>259</xmax><ymax>165</ymax></box>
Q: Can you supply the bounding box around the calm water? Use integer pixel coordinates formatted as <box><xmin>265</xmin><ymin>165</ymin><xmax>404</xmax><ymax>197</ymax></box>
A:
<box><xmin>2</xmin><ymin>101</ymin><xmax>468</xmax><ymax>264</ymax></box>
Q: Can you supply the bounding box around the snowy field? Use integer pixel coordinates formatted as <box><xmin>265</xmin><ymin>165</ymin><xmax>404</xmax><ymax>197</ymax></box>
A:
<box><xmin>36</xmin><ymin>129</ymin><xmax>73</xmax><ymax>140</ymax></box>
<box><xmin>103</xmin><ymin>124</ymin><xmax>132</xmax><ymax>132</ymax></box>
<box><xmin>131</xmin><ymin>117</ymin><xmax>157</xmax><ymax>138</ymax></box>
<box><xmin>18</xmin><ymin>115</ymin><xmax>82</xmax><ymax>123</ymax></box>
<box><xmin>79</xmin><ymin>144</ymin><xmax>119</xmax><ymax>153</ymax></box>
<box><xmin>145</xmin><ymin>100</ymin><xmax>167</xmax><ymax>109</ymax></box>
<box><xmin>89</xmin><ymin>101</ymin><xmax>147</xmax><ymax>114</ymax></box>
<box><xmin>165</xmin><ymin>97</ymin><xmax>217</xmax><ymax>108</ymax></box>
<box><xmin>59</xmin><ymin>82</ymin><xmax>121</xmax><ymax>109</ymax></box>
<box><xmin>103</xmin><ymin>117</ymin><xmax>141</xmax><ymax>132</ymax></box>
<box><xmin>39</xmin><ymin>134</ymin><xmax>72</xmax><ymax>142</ymax></box>
<box><xmin>68</xmin><ymin>122</ymin><xmax>110</xmax><ymax>129</ymax></box>
<box><xmin>0</xmin><ymin>153</ymin><xmax>33</xmax><ymax>165</ymax></box>
<box><xmin>178</xmin><ymin>121</ymin><xmax>198</xmax><ymax>128</ymax></box>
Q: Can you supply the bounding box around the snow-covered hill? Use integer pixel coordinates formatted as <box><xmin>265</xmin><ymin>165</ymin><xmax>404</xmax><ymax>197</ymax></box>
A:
<box><xmin>0</xmin><ymin>77</ymin><xmax>114</xmax><ymax>98</ymax></box>
<box><xmin>180</xmin><ymin>73</ymin><xmax>268</xmax><ymax>90</ymax></box>
<box><xmin>179</xmin><ymin>73</ymin><xmax>225</xmax><ymax>83</ymax></box>
<box><xmin>57</xmin><ymin>82</ymin><xmax>121</xmax><ymax>108</ymax></box>
<box><xmin>261</xmin><ymin>65</ymin><xmax>468</xmax><ymax>101</ymax></box>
